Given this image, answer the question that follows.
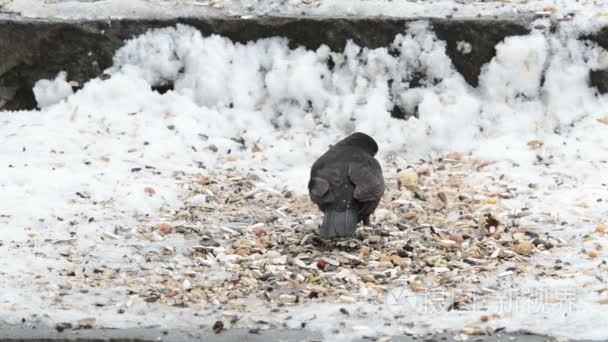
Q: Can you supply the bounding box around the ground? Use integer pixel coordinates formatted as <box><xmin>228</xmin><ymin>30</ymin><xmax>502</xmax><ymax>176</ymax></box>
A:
<box><xmin>1</xmin><ymin>153</ymin><xmax>606</xmax><ymax>341</ymax></box>
<box><xmin>2</xmin><ymin>5</ymin><xmax>608</xmax><ymax>341</ymax></box>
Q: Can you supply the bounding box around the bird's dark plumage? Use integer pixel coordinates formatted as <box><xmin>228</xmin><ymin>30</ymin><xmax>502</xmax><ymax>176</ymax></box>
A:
<box><xmin>308</xmin><ymin>132</ymin><xmax>385</xmax><ymax>238</ymax></box>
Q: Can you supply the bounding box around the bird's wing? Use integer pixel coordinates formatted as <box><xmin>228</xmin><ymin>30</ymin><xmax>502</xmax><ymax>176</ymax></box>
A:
<box><xmin>348</xmin><ymin>159</ymin><xmax>384</xmax><ymax>202</ymax></box>
<box><xmin>308</xmin><ymin>177</ymin><xmax>330</xmax><ymax>201</ymax></box>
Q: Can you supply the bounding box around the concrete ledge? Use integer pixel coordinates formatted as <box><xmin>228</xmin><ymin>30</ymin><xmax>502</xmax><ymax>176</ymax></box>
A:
<box><xmin>0</xmin><ymin>15</ymin><xmax>537</xmax><ymax>110</ymax></box>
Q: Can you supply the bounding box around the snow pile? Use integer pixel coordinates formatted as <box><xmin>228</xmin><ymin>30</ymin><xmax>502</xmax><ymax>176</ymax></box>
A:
<box><xmin>106</xmin><ymin>22</ymin><xmax>608</xmax><ymax>171</ymax></box>
<box><xmin>32</xmin><ymin>71</ymin><xmax>74</xmax><ymax>108</ymax></box>
<box><xmin>2</xmin><ymin>21</ymin><xmax>608</xmax><ymax>340</ymax></box>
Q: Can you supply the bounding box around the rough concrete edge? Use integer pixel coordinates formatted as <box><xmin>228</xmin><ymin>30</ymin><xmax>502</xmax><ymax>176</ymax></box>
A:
<box><xmin>0</xmin><ymin>11</ymin><xmax>540</xmax><ymax>22</ymax></box>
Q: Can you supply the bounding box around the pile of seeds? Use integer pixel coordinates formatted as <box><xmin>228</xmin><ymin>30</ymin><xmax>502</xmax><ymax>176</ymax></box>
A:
<box><xmin>128</xmin><ymin>153</ymin><xmax>567</xmax><ymax>311</ymax></box>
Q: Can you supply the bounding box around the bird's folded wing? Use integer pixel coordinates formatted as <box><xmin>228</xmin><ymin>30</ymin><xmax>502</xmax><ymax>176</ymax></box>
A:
<box><xmin>348</xmin><ymin>160</ymin><xmax>384</xmax><ymax>202</ymax></box>
<box><xmin>308</xmin><ymin>177</ymin><xmax>330</xmax><ymax>200</ymax></box>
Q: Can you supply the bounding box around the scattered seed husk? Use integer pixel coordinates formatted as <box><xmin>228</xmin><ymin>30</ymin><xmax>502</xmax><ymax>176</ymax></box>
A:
<box><xmin>40</xmin><ymin>155</ymin><xmax>566</xmax><ymax>336</ymax></box>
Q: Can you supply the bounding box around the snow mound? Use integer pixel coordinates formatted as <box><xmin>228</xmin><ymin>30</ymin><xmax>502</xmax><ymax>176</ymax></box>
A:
<box><xmin>32</xmin><ymin>71</ymin><xmax>74</xmax><ymax>108</ymax></box>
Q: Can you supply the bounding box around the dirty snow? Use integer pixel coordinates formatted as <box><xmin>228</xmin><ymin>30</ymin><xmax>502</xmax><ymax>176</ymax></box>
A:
<box><xmin>2</xmin><ymin>19</ymin><xmax>608</xmax><ymax>340</ymax></box>
<box><xmin>2</xmin><ymin>0</ymin><xmax>608</xmax><ymax>29</ymax></box>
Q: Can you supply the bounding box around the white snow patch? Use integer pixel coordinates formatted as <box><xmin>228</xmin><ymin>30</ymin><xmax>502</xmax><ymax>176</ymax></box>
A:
<box><xmin>32</xmin><ymin>71</ymin><xmax>74</xmax><ymax>108</ymax></box>
<box><xmin>456</xmin><ymin>40</ymin><xmax>471</xmax><ymax>54</ymax></box>
<box><xmin>5</xmin><ymin>0</ymin><xmax>608</xmax><ymax>31</ymax></box>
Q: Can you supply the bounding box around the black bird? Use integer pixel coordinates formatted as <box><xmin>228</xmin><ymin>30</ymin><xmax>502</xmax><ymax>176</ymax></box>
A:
<box><xmin>308</xmin><ymin>132</ymin><xmax>385</xmax><ymax>238</ymax></box>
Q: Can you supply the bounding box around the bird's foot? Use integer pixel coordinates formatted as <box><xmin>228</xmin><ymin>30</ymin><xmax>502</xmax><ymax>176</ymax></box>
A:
<box><xmin>362</xmin><ymin>218</ymin><xmax>378</xmax><ymax>229</ymax></box>
<box><xmin>362</xmin><ymin>222</ymin><xmax>385</xmax><ymax>237</ymax></box>
<box><xmin>364</xmin><ymin>223</ymin><xmax>380</xmax><ymax>229</ymax></box>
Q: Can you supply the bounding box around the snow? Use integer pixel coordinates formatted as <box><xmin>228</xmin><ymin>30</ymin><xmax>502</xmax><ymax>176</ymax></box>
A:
<box><xmin>2</xmin><ymin>18</ymin><xmax>608</xmax><ymax>340</ymax></box>
<box><xmin>32</xmin><ymin>71</ymin><xmax>74</xmax><ymax>108</ymax></box>
<box><xmin>4</xmin><ymin>0</ymin><xmax>608</xmax><ymax>28</ymax></box>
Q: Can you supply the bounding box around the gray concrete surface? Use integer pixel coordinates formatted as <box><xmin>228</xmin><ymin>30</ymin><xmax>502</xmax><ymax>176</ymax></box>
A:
<box><xmin>0</xmin><ymin>323</ymin><xmax>576</xmax><ymax>342</ymax></box>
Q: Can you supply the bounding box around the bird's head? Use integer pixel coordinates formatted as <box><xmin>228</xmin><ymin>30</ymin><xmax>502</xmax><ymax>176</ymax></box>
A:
<box><xmin>335</xmin><ymin>132</ymin><xmax>379</xmax><ymax>156</ymax></box>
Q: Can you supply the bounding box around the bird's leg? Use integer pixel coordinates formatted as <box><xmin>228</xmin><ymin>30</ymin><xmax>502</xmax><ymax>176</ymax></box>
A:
<box><xmin>364</xmin><ymin>215</ymin><xmax>381</xmax><ymax>230</ymax></box>
<box><xmin>363</xmin><ymin>215</ymin><xmax>371</xmax><ymax>226</ymax></box>
<box><xmin>362</xmin><ymin>215</ymin><xmax>383</xmax><ymax>236</ymax></box>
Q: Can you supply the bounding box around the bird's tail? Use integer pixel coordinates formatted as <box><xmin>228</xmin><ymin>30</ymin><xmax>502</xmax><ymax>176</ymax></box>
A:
<box><xmin>319</xmin><ymin>208</ymin><xmax>359</xmax><ymax>239</ymax></box>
